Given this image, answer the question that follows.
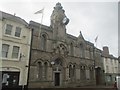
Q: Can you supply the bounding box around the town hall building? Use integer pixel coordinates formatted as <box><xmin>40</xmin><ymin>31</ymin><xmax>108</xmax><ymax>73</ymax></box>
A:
<box><xmin>28</xmin><ymin>3</ymin><xmax>104</xmax><ymax>88</ymax></box>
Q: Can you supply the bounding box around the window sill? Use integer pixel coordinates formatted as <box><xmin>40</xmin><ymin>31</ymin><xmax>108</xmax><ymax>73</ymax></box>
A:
<box><xmin>3</xmin><ymin>34</ymin><xmax>22</xmax><ymax>40</ymax></box>
<box><xmin>2</xmin><ymin>58</ymin><xmax>20</xmax><ymax>62</ymax></box>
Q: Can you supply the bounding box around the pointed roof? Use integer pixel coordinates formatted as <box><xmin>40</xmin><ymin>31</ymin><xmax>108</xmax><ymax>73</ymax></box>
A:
<box><xmin>78</xmin><ymin>31</ymin><xmax>84</xmax><ymax>40</ymax></box>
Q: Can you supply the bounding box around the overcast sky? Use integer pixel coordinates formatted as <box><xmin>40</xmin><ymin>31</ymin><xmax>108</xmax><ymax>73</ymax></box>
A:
<box><xmin>0</xmin><ymin>0</ymin><xmax>118</xmax><ymax>57</ymax></box>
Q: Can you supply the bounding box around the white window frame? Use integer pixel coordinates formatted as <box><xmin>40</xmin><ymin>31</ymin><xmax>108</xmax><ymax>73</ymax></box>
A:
<box><xmin>12</xmin><ymin>46</ymin><xmax>20</xmax><ymax>59</ymax></box>
<box><xmin>5</xmin><ymin>24</ymin><xmax>13</xmax><ymax>35</ymax></box>
<box><xmin>2</xmin><ymin>44</ymin><xmax>9</xmax><ymax>58</ymax></box>
<box><xmin>15</xmin><ymin>27</ymin><xmax>21</xmax><ymax>37</ymax></box>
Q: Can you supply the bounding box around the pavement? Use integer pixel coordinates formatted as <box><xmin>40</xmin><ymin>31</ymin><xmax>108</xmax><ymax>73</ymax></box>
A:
<box><xmin>26</xmin><ymin>85</ymin><xmax>117</xmax><ymax>90</ymax></box>
<box><xmin>2</xmin><ymin>85</ymin><xmax>118</xmax><ymax>90</ymax></box>
<box><xmin>76</xmin><ymin>85</ymin><xmax>114</xmax><ymax>88</ymax></box>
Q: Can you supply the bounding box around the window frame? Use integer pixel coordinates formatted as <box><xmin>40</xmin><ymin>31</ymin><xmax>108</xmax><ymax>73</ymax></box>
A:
<box><xmin>15</xmin><ymin>27</ymin><xmax>21</xmax><ymax>37</ymax></box>
<box><xmin>2</xmin><ymin>44</ymin><xmax>9</xmax><ymax>58</ymax></box>
<box><xmin>12</xmin><ymin>46</ymin><xmax>20</xmax><ymax>59</ymax></box>
<box><xmin>5</xmin><ymin>24</ymin><xmax>13</xmax><ymax>35</ymax></box>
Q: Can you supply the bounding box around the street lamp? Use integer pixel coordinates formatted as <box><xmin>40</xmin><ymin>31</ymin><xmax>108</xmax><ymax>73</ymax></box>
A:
<box><xmin>51</xmin><ymin>61</ymin><xmax>55</xmax><ymax>65</ymax></box>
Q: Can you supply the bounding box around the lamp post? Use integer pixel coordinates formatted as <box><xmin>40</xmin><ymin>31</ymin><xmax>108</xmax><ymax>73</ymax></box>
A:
<box><xmin>51</xmin><ymin>61</ymin><xmax>55</xmax><ymax>65</ymax></box>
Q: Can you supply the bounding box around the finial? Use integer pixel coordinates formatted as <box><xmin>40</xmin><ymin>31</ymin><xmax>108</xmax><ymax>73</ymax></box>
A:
<box><xmin>78</xmin><ymin>31</ymin><xmax>84</xmax><ymax>40</ymax></box>
<box><xmin>80</xmin><ymin>31</ymin><xmax>82</xmax><ymax>35</ymax></box>
<box><xmin>54</xmin><ymin>2</ymin><xmax>63</xmax><ymax>10</ymax></box>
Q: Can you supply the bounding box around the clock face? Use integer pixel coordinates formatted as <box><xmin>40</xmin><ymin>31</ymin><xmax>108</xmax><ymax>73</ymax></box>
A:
<box><xmin>62</xmin><ymin>17</ymin><xmax>67</xmax><ymax>24</ymax></box>
<box><xmin>62</xmin><ymin>17</ymin><xmax>69</xmax><ymax>25</ymax></box>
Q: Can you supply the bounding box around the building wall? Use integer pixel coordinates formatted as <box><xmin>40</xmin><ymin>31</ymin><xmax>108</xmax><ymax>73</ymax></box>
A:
<box><xmin>28</xmin><ymin>21</ymin><xmax>97</xmax><ymax>88</ymax></box>
<box><xmin>94</xmin><ymin>48</ymin><xmax>105</xmax><ymax>85</ymax></box>
<box><xmin>103</xmin><ymin>56</ymin><xmax>118</xmax><ymax>85</ymax></box>
<box><xmin>28</xmin><ymin>3</ymin><xmax>105</xmax><ymax>88</ymax></box>
<box><xmin>0</xmin><ymin>15</ymin><xmax>2</xmax><ymax>64</ymax></box>
<box><xmin>0</xmin><ymin>13</ymin><xmax>2</xmax><ymax>90</ymax></box>
<box><xmin>1</xmin><ymin>12</ymin><xmax>31</xmax><ymax>87</ymax></box>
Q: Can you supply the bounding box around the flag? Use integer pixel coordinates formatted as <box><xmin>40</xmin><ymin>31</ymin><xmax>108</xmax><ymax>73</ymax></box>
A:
<box><xmin>95</xmin><ymin>36</ymin><xmax>98</xmax><ymax>42</ymax></box>
<box><xmin>34</xmin><ymin>8</ymin><xmax>44</xmax><ymax>14</ymax></box>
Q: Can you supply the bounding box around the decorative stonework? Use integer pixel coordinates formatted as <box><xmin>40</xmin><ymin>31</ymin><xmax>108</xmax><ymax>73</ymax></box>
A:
<box><xmin>28</xmin><ymin>3</ymin><xmax>104</xmax><ymax>88</ymax></box>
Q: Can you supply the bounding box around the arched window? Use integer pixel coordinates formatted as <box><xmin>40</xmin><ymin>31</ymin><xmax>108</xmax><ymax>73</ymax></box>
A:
<box><xmin>69</xmin><ymin>64</ymin><xmax>76</xmax><ymax>80</ymax></box>
<box><xmin>69</xmin><ymin>65</ymin><xmax>72</xmax><ymax>78</ymax></box>
<box><xmin>44</xmin><ymin>62</ymin><xmax>48</xmax><ymax>80</ymax></box>
<box><xmin>41</xmin><ymin>34</ymin><xmax>47</xmax><ymax>51</ymax></box>
<box><xmin>37</xmin><ymin>62</ymin><xmax>42</xmax><ymax>80</ymax></box>
<box><xmin>89</xmin><ymin>66</ymin><xmax>94</xmax><ymax>80</ymax></box>
<box><xmin>54</xmin><ymin>58</ymin><xmax>62</xmax><ymax>66</ymax></box>
<box><xmin>80</xmin><ymin>44</ymin><xmax>84</xmax><ymax>58</ymax></box>
<box><xmin>80</xmin><ymin>65</ymin><xmax>86</xmax><ymax>80</ymax></box>
<box><xmin>72</xmin><ymin>65</ymin><xmax>76</xmax><ymax>78</ymax></box>
<box><xmin>70</xmin><ymin>43</ymin><xmax>74</xmax><ymax>56</ymax></box>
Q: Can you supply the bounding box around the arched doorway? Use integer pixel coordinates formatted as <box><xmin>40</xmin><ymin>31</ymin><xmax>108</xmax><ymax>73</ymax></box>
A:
<box><xmin>95</xmin><ymin>67</ymin><xmax>101</xmax><ymax>85</ymax></box>
<box><xmin>52</xmin><ymin>58</ymin><xmax>63</xmax><ymax>86</ymax></box>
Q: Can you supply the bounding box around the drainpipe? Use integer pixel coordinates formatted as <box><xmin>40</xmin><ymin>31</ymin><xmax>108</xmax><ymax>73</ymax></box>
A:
<box><xmin>93</xmin><ymin>46</ymin><xmax>96</xmax><ymax>85</ymax></box>
<box><xmin>26</xmin><ymin>28</ymin><xmax>33</xmax><ymax>89</ymax></box>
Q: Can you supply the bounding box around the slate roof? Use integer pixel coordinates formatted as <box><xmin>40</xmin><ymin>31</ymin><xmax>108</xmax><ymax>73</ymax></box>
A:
<box><xmin>0</xmin><ymin>11</ymin><xmax>28</xmax><ymax>26</ymax></box>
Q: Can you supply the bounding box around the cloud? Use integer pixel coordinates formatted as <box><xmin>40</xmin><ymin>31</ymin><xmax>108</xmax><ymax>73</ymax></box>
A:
<box><xmin>0</xmin><ymin>1</ymin><xmax>118</xmax><ymax>57</ymax></box>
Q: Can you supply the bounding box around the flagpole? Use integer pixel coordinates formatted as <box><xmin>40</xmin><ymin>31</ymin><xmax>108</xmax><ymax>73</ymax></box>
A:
<box><xmin>96</xmin><ymin>41</ymin><xmax>97</xmax><ymax>48</ymax></box>
<box><xmin>95</xmin><ymin>36</ymin><xmax>98</xmax><ymax>48</ymax></box>
<box><xmin>38</xmin><ymin>8</ymin><xmax>44</xmax><ymax>39</ymax></box>
<box><xmin>34</xmin><ymin>8</ymin><xmax>44</xmax><ymax>49</ymax></box>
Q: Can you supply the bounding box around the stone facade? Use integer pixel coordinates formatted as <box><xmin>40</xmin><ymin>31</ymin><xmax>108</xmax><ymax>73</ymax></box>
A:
<box><xmin>0</xmin><ymin>11</ymin><xmax>31</xmax><ymax>88</ymax></box>
<box><xmin>94</xmin><ymin>48</ymin><xmax>105</xmax><ymax>85</ymax></box>
<box><xmin>28</xmin><ymin>3</ymin><xmax>103</xmax><ymax>88</ymax></box>
<box><xmin>102</xmin><ymin>46</ymin><xmax>119</xmax><ymax>85</ymax></box>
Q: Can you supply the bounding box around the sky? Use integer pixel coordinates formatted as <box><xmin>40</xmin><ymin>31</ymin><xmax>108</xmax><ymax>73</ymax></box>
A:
<box><xmin>0</xmin><ymin>0</ymin><xmax>118</xmax><ymax>57</ymax></box>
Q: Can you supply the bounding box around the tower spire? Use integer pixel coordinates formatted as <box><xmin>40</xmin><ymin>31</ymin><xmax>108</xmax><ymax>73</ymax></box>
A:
<box><xmin>50</xmin><ymin>3</ymin><xmax>69</xmax><ymax>41</ymax></box>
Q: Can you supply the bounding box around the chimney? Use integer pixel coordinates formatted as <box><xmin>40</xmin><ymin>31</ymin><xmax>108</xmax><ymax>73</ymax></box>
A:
<box><xmin>102</xmin><ymin>46</ymin><xmax>109</xmax><ymax>57</ymax></box>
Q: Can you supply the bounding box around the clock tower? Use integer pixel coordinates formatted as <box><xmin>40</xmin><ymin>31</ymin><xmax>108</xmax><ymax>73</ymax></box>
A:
<box><xmin>51</xmin><ymin>2</ymin><xmax>69</xmax><ymax>41</ymax></box>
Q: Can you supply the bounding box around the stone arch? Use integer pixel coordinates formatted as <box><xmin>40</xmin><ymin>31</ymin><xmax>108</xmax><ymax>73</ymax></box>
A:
<box><xmin>67</xmin><ymin>62</ymin><xmax>73</xmax><ymax>68</ymax></box>
<box><xmin>80</xmin><ymin>63</ymin><xmax>86</xmax><ymax>80</ymax></box>
<box><xmin>43</xmin><ymin>61</ymin><xmax>49</xmax><ymax>80</ymax></box>
<box><xmin>51</xmin><ymin>55</ymin><xmax>67</xmax><ymax>67</ymax></box>
<box><xmin>80</xmin><ymin>63</ymin><xmax>87</xmax><ymax>70</ymax></box>
<box><xmin>68</xmin><ymin>64</ymin><xmax>72</xmax><ymax>79</ymax></box>
<box><xmin>88</xmin><ymin>64</ymin><xmax>94</xmax><ymax>70</ymax></box>
<box><xmin>34</xmin><ymin>59</ymin><xmax>44</xmax><ymax>66</ymax></box>
<box><xmin>56</xmin><ymin>42</ymin><xmax>68</xmax><ymax>50</ymax></box>
<box><xmin>73</xmin><ymin>63</ymin><xmax>77</xmax><ymax>67</ymax></box>
<box><xmin>67</xmin><ymin>62</ymin><xmax>77</xmax><ymax>80</ymax></box>
<box><xmin>40</xmin><ymin>32</ymin><xmax>49</xmax><ymax>39</ymax></box>
<box><xmin>69</xmin><ymin>40</ymin><xmax>75</xmax><ymax>46</ymax></box>
<box><xmin>67</xmin><ymin>62</ymin><xmax>77</xmax><ymax>68</ymax></box>
<box><xmin>59</xmin><ymin>43</ymin><xmax>67</xmax><ymax>50</ymax></box>
<box><xmin>43</xmin><ymin>60</ymin><xmax>50</xmax><ymax>67</ymax></box>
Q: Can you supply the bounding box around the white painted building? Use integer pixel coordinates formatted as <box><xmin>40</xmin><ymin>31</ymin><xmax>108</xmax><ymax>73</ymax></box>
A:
<box><xmin>102</xmin><ymin>46</ymin><xmax>118</xmax><ymax>85</ymax></box>
<box><xmin>0</xmin><ymin>11</ymin><xmax>31</xmax><ymax>88</ymax></box>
